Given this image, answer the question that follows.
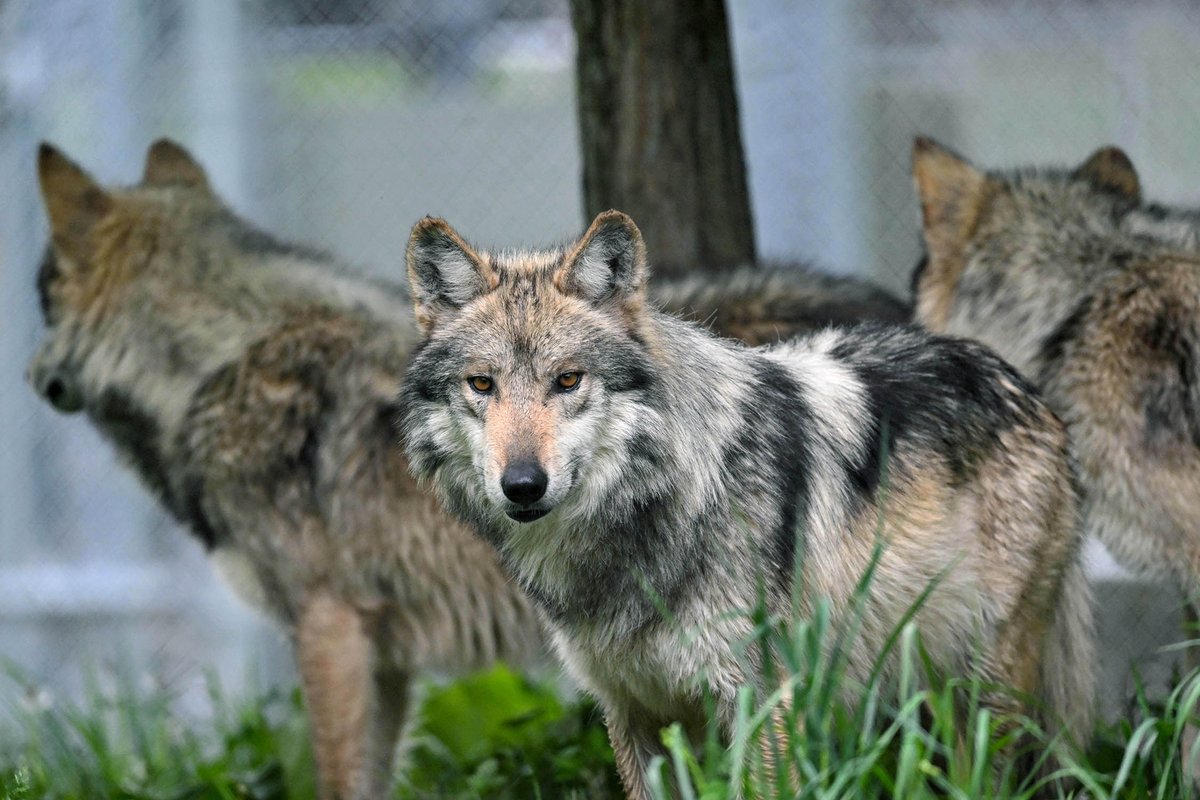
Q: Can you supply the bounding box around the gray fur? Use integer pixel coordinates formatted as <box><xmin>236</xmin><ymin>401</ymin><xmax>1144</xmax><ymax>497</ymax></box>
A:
<box><xmin>28</xmin><ymin>141</ymin><xmax>546</xmax><ymax>800</ymax></box>
<box><xmin>912</xmin><ymin>139</ymin><xmax>1200</xmax><ymax>591</ymax></box>
<box><xmin>401</xmin><ymin>211</ymin><xmax>1093</xmax><ymax>797</ymax></box>
<box><xmin>653</xmin><ymin>263</ymin><xmax>911</xmax><ymax>345</ymax></box>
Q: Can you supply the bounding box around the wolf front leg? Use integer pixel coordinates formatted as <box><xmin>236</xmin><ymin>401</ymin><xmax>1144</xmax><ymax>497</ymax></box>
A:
<box><xmin>296</xmin><ymin>590</ymin><xmax>406</xmax><ymax>800</ymax></box>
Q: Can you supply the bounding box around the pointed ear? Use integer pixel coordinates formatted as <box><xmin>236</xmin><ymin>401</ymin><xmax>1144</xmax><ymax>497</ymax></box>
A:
<box><xmin>143</xmin><ymin>138</ymin><xmax>210</xmax><ymax>190</ymax></box>
<box><xmin>1074</xmin><ymin>145</ymin><xmax>1140</xmax><ymax>203</ymax></box>
<box><xmin>912</xmin><ymin>137</ymin><xmax>988</xmax><ymax>248</ymax></box>
<box><xmin>555</xmin><ymin>210</ymin><xmax>647</xmax><ymax>304</ymax></box>
<box><xmin>911</xmin><ymin>137</ymin><xmax>989</xmax><ymax>329</ymax></box>
<box><xmin>406</xmin><ymin>216</ymin><xmax>495</xmax><ymax>333</ymax></box>
<box><xmin>37</xmin><ymin>143</ymin><xmax>113</xmax><ymax>265</ymax></box>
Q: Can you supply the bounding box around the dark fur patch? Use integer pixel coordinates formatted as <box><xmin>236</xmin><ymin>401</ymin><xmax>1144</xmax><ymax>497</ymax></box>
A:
<box><xmin>36</xmin><ymin>246</ymin><xmax>60</xmax><ymax>325</ymax></box>
<box><xmin>92</xmin><ymin>388</ymin><xmax>169</xmax><ymax>499</ymax></box>
<box><xmin>90</xmin><ymin>388</ymin><xmax>226</xmax><ymax>547</ymax></box>
<box><xmin>1035</xmin><ymin>296</ymin><xmax>1093</xmax><ymax>385</ymax></box>
<box><xmin>402</xmin><ymin>339</ymin><xmax>461</xmax><ymax>403</ymax></box>
<box><xmin>625</xmin><ymin>431</ymin><xmax>666</xmax><ymax>471</ymax></box>
<box><xmin>594</xmin><ymin>341</ymin><xmax>656</xmax><ymax>395</ymax></box>
<box><xmin>721</xmin><ymin>356</ymin><xmax>814</xmax><ymax>587</ymax></box>
<box><xmin>178</xmin><ymin>472</ymin><xmax>221</xmax><ymax>549</ymax></box>
<box><xmin>1142</xmin><ymin>313</ymin><xmax>1200</xmax><ymax>449</ymax></box>
<box><xmin>831</xmin><ymin>325</ymin><xmax>1037</xmax><ymax>493</ymax></box>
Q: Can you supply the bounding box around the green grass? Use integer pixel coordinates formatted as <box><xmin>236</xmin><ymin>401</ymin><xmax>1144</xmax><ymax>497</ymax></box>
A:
<box><xmin>2</xmin><ymin>636</ymin><xmax>1199</xmax><ymax>799</ymax></box>
<box><xmin>0</xmin><ymin>664</ymin><xmax>619</xmax><ymax>800</ymax></box>
<box><xmin>2</xmin><ymin>588</ymin><xmax>1199</xmax><ymax>800</ymax></box>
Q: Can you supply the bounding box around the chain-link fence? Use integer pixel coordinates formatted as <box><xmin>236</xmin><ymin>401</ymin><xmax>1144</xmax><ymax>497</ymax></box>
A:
<box><xmin>1</xmin><ymin>0</ymin><xmax>1198</xmax><ymax>725</ymax></box>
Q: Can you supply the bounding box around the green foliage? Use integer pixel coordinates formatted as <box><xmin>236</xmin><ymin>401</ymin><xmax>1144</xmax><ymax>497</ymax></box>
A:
<box><xmin>0</xmin><ymin>663</ymin><xmax>617</xmax><ymax>800</ymax></box>
<box><xmin>397</xmin><ymin>667</ymin><xmax>618</xmax><ymax>799</ymax></box>
<box><xmin>0</xmin><ymin>666</ymin><xmax>314</xmax><ymax>800</ymax></box>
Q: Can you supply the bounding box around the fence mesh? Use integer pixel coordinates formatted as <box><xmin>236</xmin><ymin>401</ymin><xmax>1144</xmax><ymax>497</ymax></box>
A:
<box><xmin>0</xmin><ymin>0</ymin><xmax>1197</xmax><ymax>725</ymax></box>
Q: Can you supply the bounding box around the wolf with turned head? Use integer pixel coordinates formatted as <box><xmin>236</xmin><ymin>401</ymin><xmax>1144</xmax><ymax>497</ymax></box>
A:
<box><xmin>398</xmin><ymin>209</ymin><xmax>1094</xmax><ymax>797</ymax></box>
<box><xmin>26</xmin><ymin>141</ymin><xmax>548</xmax><ymax>800</ymax></box>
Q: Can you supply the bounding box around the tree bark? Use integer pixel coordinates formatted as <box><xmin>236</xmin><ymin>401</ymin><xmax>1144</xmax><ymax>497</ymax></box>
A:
<box><xmin>570</xmin><ymin>0</ymin><xmax>756</xmax><ymax>276</ymax></box>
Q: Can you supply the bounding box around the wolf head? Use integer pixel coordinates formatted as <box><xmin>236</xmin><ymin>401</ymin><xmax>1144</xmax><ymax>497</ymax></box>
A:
<box><xmin>29</xmin><ymin>140</ymin><xmax>227</xmax><ymax>416</ymax></box>
<box><xmin>400</xmin><ymin>211</ymin><xmax>666</xmax><ymax>530</ymax></box>
<box><xmin>910</xmin><ymin>137</ymin><xmax>1142</xmax><ymax>328</ymax></box>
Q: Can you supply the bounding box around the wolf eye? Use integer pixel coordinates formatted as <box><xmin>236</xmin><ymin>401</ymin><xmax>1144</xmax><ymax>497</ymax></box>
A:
<box><xmin>555</xmin><ymin>371</ymin><xmax>582</xmax><ymax>392</ymax></box>
<box><xmin>468</xmin><ymin>375</ymin><xmax>494</xmax><ymax>394</ymax></box>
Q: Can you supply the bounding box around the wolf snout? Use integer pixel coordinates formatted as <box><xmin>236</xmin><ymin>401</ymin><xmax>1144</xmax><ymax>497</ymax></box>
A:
<box><xmin>501</xmin><ymin>461</ymin><xmax>548</xmax><ymax>508</ymax></box>
<box><xmin>28</xmin><ymin>364</ymin><xmax>84</xmax><ymax>413</ymax></box>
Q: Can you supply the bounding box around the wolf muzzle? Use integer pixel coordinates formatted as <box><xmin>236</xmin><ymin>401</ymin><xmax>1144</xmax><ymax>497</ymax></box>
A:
<box><xmin>27</xmin><ymin>362</ymin><xmax>84</xmax><ymax>414</ymax></box>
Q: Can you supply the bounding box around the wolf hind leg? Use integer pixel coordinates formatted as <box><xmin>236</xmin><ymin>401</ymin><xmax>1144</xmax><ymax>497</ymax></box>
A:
<box><xmin>1038</xmin><ymin>551</ymin><xmax>1095</xmax><ymax>752</ymax></box>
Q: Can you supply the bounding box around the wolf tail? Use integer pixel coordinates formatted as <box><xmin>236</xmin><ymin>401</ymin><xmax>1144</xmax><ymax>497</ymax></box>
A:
<box><xmin>1039</xmin><ymin>545</ymin><xmax>1096</xmax><ymax>751</ymax></box>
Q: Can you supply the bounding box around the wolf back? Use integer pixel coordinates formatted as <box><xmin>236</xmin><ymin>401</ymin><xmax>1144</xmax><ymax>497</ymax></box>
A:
<box><xmin>652</xmin><ymin>264</ymin><xmax>910</xmax><ymax>345</ymax></box>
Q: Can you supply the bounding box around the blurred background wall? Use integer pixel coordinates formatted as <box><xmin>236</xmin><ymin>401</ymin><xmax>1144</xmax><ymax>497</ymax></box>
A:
<box><xmin>1</xmin><ymin>0</ymin><xmax>1198</xmax><ymax>721</ymax></box>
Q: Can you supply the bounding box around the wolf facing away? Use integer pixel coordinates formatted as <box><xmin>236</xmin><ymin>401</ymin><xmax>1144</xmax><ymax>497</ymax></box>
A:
<box><xmin>910</xmin><ymin>137</ymin><xmax>1200</xmax><ymax>622</ymax></box>
<box><xmin>27</xmin><ymin>141</ymin><xmax>548</xmax><ymax>800</ymax></box>
<box><xmin>398</xmin><ymin>210</ymin><xmax>1094</xmax><ymax>797</ymax></box>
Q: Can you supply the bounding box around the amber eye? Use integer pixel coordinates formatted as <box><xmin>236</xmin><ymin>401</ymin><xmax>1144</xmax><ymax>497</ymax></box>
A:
<box><xmin>555</xmin><ymin>371</ymin><xmax>582</xmax><ymax>391</ymax></box>
<box><xmin>468</xmin><ymin>375</ymin><xmax>494</xmax><ymax>394</ymax></box>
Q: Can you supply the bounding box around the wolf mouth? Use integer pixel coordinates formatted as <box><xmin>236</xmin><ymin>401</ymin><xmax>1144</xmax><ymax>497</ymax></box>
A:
<box><xmin>507</xmin><ymin>508</ymin><xmax>549</xmax><ymax>523</ymax></box>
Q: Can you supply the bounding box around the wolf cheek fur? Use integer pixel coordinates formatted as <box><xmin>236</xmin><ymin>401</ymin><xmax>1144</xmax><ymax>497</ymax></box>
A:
<box><xmin>400</xmin><ymin>210</ymin><xmax>1094</xmax><ymax>798</ymax></box>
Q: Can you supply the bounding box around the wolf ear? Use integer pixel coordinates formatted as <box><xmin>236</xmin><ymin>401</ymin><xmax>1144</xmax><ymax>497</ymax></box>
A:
<box><xmin>143</xmin><ymin>138</ymin><xmax>210</xmax><ymax>190</ymax></box>
<box><xmin>1074</xmin><ymin>146</ymin><xmax>1140</xmax><ymax>203</ymax></box>
<box><xmin>912</xmin><ymin>137</ymin><xmax>988</xmax><ymax>248</ymax></box>
<box><xmin>406</xmin><ymin>216</ymin><xmax>495</xmax><ymax>333</ymax></box>
<box><xmin>556</xmin><ymin>210</ymin><xmax>647</xmax><ymax>304</ymax></box>
<box><xmin>37</xmin><ymin>143</ymin><xmax>113</xmax><ymax>266</ymax></box>
<box><xmin>911</xmin><ymin>137</ymin><xmax>989</xmax><ymax>328</ymax></box>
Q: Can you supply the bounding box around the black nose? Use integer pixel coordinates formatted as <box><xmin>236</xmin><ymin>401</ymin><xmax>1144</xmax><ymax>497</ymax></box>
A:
<box><xmin>45</xmin><ymin>377</ymin><xmax>66</xmax><ymax>404</ymax></box>
<box><xmin>501</xmin><ymin>461</ymin><xmax>548</xmax><ymax>506</ymax></box>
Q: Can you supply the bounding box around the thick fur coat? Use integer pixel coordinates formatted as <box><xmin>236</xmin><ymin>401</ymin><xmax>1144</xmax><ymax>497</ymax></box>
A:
<box><xmin>27</xmin><ymin>140</ymin><xmax>912</xmax><ymax>799</ymax></box>
<box><xmin>28</xmin><ymin>142</ymin><xmax>546</xmax><ymax>800</ymax></box>
<box><xmin>911</xmin><ymin>138</ymin><xmax>1200</xmax><ymax>596</ymax></box>
<box><xmin>400</xmin><ymin>210</ymin><xmax>1093</xmax><ymax>797</ymax></box>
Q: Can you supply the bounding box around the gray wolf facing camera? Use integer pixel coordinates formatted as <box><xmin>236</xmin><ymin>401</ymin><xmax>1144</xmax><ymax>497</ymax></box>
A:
<box><xmin>399</xmin><ymin>209</ymin><xmax>1094</xmax><ymax>797</ymax></box>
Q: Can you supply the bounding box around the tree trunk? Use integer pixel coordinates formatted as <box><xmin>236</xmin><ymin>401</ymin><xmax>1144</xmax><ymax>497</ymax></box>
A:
<box><xmin>570</xmin><ymin>0</ymin><xmax>756</xmax><ymax>276</ymax></box>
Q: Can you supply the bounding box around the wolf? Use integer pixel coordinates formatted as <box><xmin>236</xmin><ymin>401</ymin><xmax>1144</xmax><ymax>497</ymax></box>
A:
<box><xmin>910</xmin><ymin>137</ymin><xmax>1200</xmax><ymax>615</ymax></box>
<box><xmin>910</xmin><ymin>139</ymin><xmax>1200</xmax><ymax>775</ymax></box>
<box><xmin>27</xmin><ymin>140</ymin><xmax>911</xmax><ymax>798</ymax></box>
<box><xmin>398</xmin><ymin>209</ymin><xmax>1094</xmax><ymax>797</ymax></box>
<box><xmin>652</xmin><ymin>264</ymin><xmax>910</xmax><ymax>346</ymax></box>
<box><xmin>26</xmin><ymin>141</ymin><xmax>549</xmax><ymax>800</ymax></box>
